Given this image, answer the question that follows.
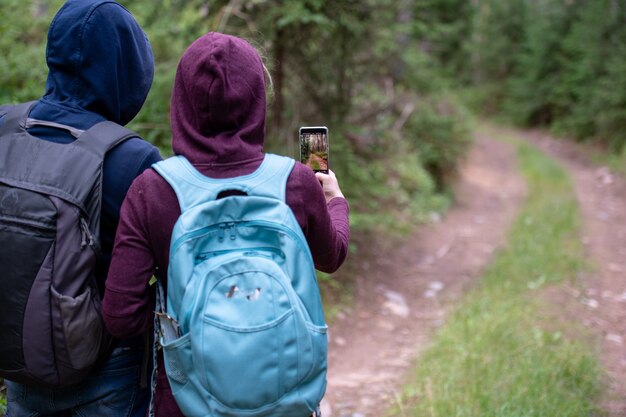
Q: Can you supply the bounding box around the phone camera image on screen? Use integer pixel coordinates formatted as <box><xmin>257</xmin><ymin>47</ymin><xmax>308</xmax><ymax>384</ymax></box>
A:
<box><xmin>299</xmin><ymin>127</ymin><xmax>329</xmax><ymax>174</ymax></box>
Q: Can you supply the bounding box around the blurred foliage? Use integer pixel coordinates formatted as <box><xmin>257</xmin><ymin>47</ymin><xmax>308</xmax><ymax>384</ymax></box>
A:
<box><xmin>0</xmin><ymin>380</ymin><xmax>5</xmax><ymax>415</ymax></box>
<box><xmin>436</xmin><ymin>0</ymin><xmax>626</xmax><ymax>152</ymax></box>
<box><xmin>1</xmin><ymin>0</ymin><xmax>473</xmax><ymax>235</ymax></box>
<box><xmin>0</xmin><ymin>0</ymin><xmax>61</xmax><ymax>102</ymax></box>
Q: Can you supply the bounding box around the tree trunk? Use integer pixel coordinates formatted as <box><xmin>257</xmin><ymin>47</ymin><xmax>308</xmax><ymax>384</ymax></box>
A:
<box><xmin>271</xmin><ymin>27</ymin><xmax>289</xmax><ymax>153</ymax></box>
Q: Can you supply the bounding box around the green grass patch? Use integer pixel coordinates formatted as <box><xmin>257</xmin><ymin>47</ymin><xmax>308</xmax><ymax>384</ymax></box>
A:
<box><xmin>0</xmin><ymin>379</ymin><xmax>5</xmax><ymax>415</ymax></box>
<box><xmin>393</xmin><ymin>134</ymin><xmax>602</xmax><ymax>417</ymax></box>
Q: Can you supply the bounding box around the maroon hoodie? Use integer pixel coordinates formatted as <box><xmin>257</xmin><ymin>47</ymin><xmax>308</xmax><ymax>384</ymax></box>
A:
<box><xmin>102</xmin><ymin>33</ymin><xmax>350</xmax><ymax>416</ymax></box>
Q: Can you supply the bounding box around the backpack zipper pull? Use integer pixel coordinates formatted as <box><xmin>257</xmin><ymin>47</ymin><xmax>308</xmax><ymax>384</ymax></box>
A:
<box><xmin>227</xmin><ymin>222</ymin><xmax>236</xmax><ymax>240</ymax></box>
<box><xmin>80</xmin><ymin>218</ymin><xmax>94</xmax><ymax>249</ymax></box>
<box><xmin>218</xmin><ymin>224</ymin><xmax>226</xmax><ymax>242</ymax></box>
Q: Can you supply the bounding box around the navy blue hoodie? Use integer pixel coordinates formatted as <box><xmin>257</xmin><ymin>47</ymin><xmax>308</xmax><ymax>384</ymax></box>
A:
<box><xmin>0</xmin><ymin>0</ymin><xmax>162</xmax><ymax>283</ymax></box>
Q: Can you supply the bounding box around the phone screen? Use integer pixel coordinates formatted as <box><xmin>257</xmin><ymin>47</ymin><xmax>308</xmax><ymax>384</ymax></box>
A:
<box><xmin>299</xmin><ymin>126</ymin><xmax>329</xmax><ymax>174</ymax></box>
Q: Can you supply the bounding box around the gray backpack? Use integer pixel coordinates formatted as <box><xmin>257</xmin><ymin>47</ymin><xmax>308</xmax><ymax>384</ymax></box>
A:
<box><xmin>0</xmin><ymin>102</ymin><xmax>136</xmax><ymax>387</ymax></box>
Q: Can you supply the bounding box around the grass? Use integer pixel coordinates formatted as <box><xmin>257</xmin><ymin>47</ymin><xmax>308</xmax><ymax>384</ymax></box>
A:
<box><xmin>392</xmin><ymin>131</ymin><xmax>603</xmax><ymax>417</ymax></box>
<box><xmin>0</xmin><ymin>380</ymin><xmax>5</xmax><ymax>414</ymax></box>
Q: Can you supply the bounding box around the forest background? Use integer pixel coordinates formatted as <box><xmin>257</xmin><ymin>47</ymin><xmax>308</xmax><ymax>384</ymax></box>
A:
<box><xmin>2</xmin><ymin>0</ymin><xmax>626</xmax><ymax>339</ymax></box>
<box><xmin>2</xmin><ymin>0</ymin><xmax>626</xmax><ymax>413</ymax></box>
<box><xmin>3</xmin><ymin>0</ymin><xmax>626</xmax><ymax>235</ymax></box>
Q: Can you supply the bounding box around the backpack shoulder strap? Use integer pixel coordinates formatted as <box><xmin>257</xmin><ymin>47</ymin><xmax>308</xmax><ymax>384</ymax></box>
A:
<box><xmin>0</xmin><ymin>101</ymin><xmax>136</xmax><ymax>157</ymax></box>
<box><xmin>73</xmin><ymin>120</ymin><xmax>138</xmax><ymax>158</ymax></box>
<box><xmin>0</xmin><ymin>105</ymin><xmax>137</xmax><ymax>215</ymax></box>
<box><xmin>153</xmin><ymin>154</ymin><xmax>295</xmax><ymax>213</ymax></box>
<box><xmin>0</xmin><ymin>101</ymin><xmax>37</xmax><ymax>135</ymax></box>
<box><xmin>152</xmin><ymin>156</ymin><xmax>200</xmax><ymax>212</ymax></box>
<box><xmin>248</xmin><ymin>153</ymin><xmax>294</xmax><ymax>202</ymax></box>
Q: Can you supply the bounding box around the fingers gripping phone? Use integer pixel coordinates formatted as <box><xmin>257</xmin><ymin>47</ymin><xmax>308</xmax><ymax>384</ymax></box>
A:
<box><xmin>299</xmin><ymin>126</ymin><xmax>329</xmax><ymax>174</ymax></box>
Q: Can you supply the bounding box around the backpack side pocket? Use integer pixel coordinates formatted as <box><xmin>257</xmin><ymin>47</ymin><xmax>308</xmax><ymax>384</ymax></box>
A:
<box><xmin>162</xmin><ymin>332</ymin><xmax>191</xmax><ymax>389</ymax></box>
<box><xmin>50</xmin><ymin>285</ymin><xmax>105</xmax><ymax>370</ymax></box>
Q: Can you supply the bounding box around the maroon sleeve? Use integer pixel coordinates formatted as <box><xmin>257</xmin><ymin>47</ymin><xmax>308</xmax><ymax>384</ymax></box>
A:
<box><xmin>102</xmin><ymin>174</ymin><xmax>156</xmax><ymax>338</ymax></box>
<box><xmin>286</xmin><ymin>163</ymin><xmax>350</xmax><ymax>273</ymax></box>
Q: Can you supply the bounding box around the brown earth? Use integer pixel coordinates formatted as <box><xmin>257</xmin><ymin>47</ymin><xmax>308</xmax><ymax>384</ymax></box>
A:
<box><xmin>322</xmin><ymin>125</ymin><xmax>626</xmax><ymax>417</ymax></box>
<box><xmin>322</xmin><ymin>130</ymin><xmax>527</xmax><ymax>416</ymax></box>
<box><xmin>520</xmin><ymin>128</ymin><xmax>626</xmax><ymax>417</ymax></box>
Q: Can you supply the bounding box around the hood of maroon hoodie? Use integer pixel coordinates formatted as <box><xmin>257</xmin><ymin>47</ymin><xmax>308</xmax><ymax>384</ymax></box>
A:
<box><xmin>171</xmin><ymin>32</ymin><xmax>265</xmax><ymax>165</ymax></box>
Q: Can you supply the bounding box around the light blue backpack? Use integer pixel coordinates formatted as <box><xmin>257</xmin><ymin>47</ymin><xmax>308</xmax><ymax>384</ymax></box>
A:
<box><xmin>152</xmin><ymin>154</ymin><xmax>327</xmax><ymax>417</ymax></box>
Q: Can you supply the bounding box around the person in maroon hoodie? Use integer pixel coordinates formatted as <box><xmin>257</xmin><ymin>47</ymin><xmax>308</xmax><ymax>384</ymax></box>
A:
<box><xmin>102</xmin><ymin>32</ymin><xmax>350</xmax><ymax>417</ymax></box>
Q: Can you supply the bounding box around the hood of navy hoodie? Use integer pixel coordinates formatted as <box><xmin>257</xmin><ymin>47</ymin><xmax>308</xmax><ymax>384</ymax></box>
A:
<box><xmin>30</xmin><ymin>0</ymin><xmax>154</xmax><ymax>129</ymax></box>
<box><xmin>170</xmin><ymin>32</ymin><xmax>265</xmax><ymax>166</ymax></box>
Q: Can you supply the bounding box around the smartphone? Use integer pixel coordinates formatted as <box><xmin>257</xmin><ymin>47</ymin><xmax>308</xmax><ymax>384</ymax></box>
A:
<box><xmin>299</xmin><ymin>126</ymin><xmax>329</xmax><ymax>174</ymax></box>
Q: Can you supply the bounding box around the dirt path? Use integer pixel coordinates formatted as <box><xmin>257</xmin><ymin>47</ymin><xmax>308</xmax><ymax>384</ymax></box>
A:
<box><xmin>519</xmin><ymin>129</ymin><xmax>626</xmax><ymax>416</ymax></box>
<box><xmin>323</xmin><ymin>125</ymin><xmax>626</xmax><ymax>417</ymax></box>
<box><xmin>322</xmin><ymin>132</ymin><xmax>527</xmax><ymax>417</ymax></box>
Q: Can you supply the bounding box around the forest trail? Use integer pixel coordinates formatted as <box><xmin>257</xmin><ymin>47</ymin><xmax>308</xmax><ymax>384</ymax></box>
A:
<box><xmin>323</xmin><ymin>125</ymin><xmax>626</xmax><ymax>417</ymax></box>
<box><xmin>520</xmin><ymin>128</ymin><xmax>626</xmax><ymax>417</ymax></box>
<box><xmin>322</xmin><ymin>130</ymin><xmax>527</xmax><ymax>416</ymax></box>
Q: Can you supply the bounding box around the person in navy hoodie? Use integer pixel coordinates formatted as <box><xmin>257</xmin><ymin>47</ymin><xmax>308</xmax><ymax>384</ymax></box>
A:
<box><xmin>1</xmin><ymin>1</ymin><xmax>161</xmax><ymax>416</ymax></box>
<box><xmin>102</xmin><ymin>32</ymin><xmax>350</xmax><ymax>417</ymax></box>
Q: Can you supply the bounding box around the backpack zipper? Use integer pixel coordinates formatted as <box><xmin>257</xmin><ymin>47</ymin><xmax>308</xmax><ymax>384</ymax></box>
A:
<box><xmin>171</xmin><ymin>219</ymin><xmax>313</xmax><ymax>267</ymax></box>
<box><xmin>238</xmin><ymin>220</ymin><xmax>314</xmax><ymax>265</ymax></box>
<box><xmin>79</xmin><ymin>218</ymin><xmax>95</xmax><ymax>249</ymax></box>
<box><xmin>196</xmin><ymin>246</ymin><xmax>285</xmax><ymax>261</ymax></box>
<box><xmin>0</xmin><ymin>213</ymin><xmax>54</xmax><ymax>232</ymax></box>
<box><xmin>217</xmin><ymin>222</ymin><xmax>236</xmax><ymax>242</ymax></box>
<box><xmin>171</xmin><ymin>223</ymin><xmax>224</xmax><ymax>254</ymax></box>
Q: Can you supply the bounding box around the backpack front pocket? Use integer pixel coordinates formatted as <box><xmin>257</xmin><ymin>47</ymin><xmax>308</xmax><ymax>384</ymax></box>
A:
<box><xmin>194</xmin><ymin>257</ymin><xmax>316</xmax><ymax>411</ymax></box>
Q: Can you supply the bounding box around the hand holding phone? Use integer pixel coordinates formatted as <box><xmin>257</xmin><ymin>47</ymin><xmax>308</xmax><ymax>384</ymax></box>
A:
<box><xmin>315</xmin><ymin>170</ymin><xmax>345</xmax><ymax>203</ymax></box>
<box><xmin>299</xmin><ymin>126</ymin><xmax>329</xmax><ymax>174</ymax></box>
